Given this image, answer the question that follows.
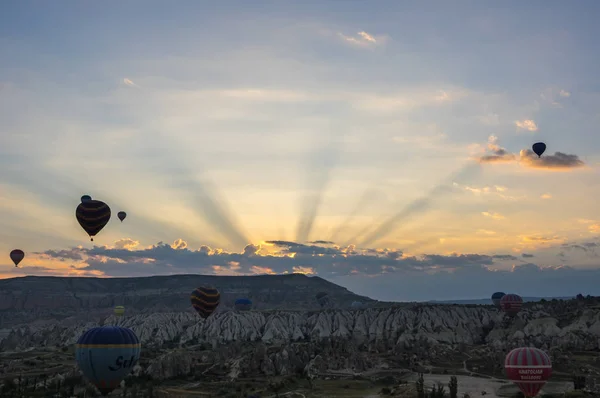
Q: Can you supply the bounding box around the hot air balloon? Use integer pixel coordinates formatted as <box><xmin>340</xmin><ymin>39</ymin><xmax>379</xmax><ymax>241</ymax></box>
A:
<box><xmin>114</xmin><ymin>306</ymin><xmax>125</xmax><ymax>317</ymax></box>
<box><xmin>351</xmin><ymin>301</ymin><xmax>363</xmax><ymax>309</ymax></box>
<box><xmin>505</xmin><ymin>347</ymin><xmax>552</xmax><ymax>397</ymax></box>
<box><xmin>532</xmin><ymin>142</ymin><xmax>546</xmax><ymax>158</ymax></box>
<box><xmin>234</xmin><ymin>298</ymin><xmax>252</xmax><ymax>311</ymax></box>
<box><xmin>501</xmin><ymin>293</ymin><xmax>523</xmax><ymax>317</ymax></box>
<box><xmin>10</xmin><ymin>249</ymin><xmax>24</xmax><ymax>267</ymax></box>
<box><xmin>75</xmin><ymin>326</ymin><xmax>141</xmax><ymax>396</ymax></box>
<box><xmin>81</xmin><ymin>195</ymin><xmax>92</xmax><ymax>203</ymax></box>
<box><xmin>117</xmin><ymin>211</ymin><xmax>126</xmax><ymax>222</ymax></box>
<box><xmin>76</xmin><ymin>200</ymin><xmax>111</xmax><ymax>241</ymax></box>
<box><xmin>491</xmin><ymin>292</ymin><xmax>506</xmax><ymax>308</ymax></box>
<box><xmin>190</xmin><ymin>286</ymin><xmax>220</xmax><ymax>319</ymax></box>
<box><xmin>316</xmin><ymin>292</ymin><xmax>329</xmax><ymax>308</ymax></box>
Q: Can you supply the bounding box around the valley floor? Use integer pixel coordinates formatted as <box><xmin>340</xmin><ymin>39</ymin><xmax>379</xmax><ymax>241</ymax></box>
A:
<box><xmin>154</xmin><ymin>372</ymin><xmax>575</xmax><ymax>398</ymax></box>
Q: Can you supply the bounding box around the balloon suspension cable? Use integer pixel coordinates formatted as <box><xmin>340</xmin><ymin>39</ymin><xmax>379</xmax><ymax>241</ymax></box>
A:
<box><xmin>90</xmin><ymin>237</ymin><xmax>94</xmax><ymax>242</ymax></box>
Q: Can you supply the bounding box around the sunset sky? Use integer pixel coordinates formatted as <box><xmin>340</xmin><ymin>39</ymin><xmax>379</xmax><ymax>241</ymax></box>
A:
<box><xmin>1</xmin><ymin>0</ymin><xmax>600</xmax><ymax>301</ymax></box>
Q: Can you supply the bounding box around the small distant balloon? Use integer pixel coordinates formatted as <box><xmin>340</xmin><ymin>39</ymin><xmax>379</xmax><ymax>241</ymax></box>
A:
<box><xmin>10</xmin><ymin>249</ymin><xmax>24</xmax><ymax>267</ymax></box>
<box><xmin>351</xmin><ymin>301</ymin><xmax>363</xmax><ymax>309</ymax></box>
<box><xmin>114</xmin><ymin>306</ymin><xmax>125</xmax><ymax>317</ymax></box>
<box><xmin>532</xmin><ymin>142</ymin><xmax>546</xmax><ymax>158</ymax></box>
<box><xmin>76</xmin><ymin>200</ymin><xmax>111</xmax><ymax>242</ymax></box>
<box><xmin>81</xmin><ymin>195</ymin><xmax>92</xmax><ymax>203</ymax></box>
<box><xmin>117</xmin><ymin>211</ymin><xmax>127</xmax><ymax>222</ymax></box>
<box><xmin>234</xmin><ymin>298</ymin><xmax>252</xmax><ymax>311</ymax></box>
<box><xmin>491</xmin><ymin>291</ymin><xmax>506</xmax><ymax>308</ymax></box>
<box><xmin>191</xmin><ymin>286</ymin><xmax>220</xmax><ymax>319</ymax></box>
<box><xmin>316</xmin><ymin>292</ymin><xmax>330</xmax><ymax>308</ymax></box>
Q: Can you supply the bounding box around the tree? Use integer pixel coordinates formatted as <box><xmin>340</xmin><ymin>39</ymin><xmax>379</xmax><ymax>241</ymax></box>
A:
<box><xmin>417</xmin><ymin>373</ymin><xmax>425</xmax><ymax>398</ymax></box>
<box><xmin>429</xmin><ymin>382</ymin><xmax>446</xmax><ymax>398</ymax></box>
<box><xmin>449</xmin><ymin>376</ymin><xmax>458</xmax><ymax>398</ymax></box>
<box><xmin>573</xmin><ymin>374</ymin><xmax>586</xmax><ymax>390</ymax></box>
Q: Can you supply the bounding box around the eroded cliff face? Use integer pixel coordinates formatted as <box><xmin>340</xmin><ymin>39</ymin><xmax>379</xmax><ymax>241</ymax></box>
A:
<box><xmin>2</xmin><ymin>301</ymin><xmax>600</xmax><ymax>381</ymax></box>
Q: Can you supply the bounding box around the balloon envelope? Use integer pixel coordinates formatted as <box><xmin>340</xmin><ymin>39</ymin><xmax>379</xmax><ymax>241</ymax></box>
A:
<box><xmin>76</xmin><ymin>200</ymin><xmax>111</xmax><ymax>241</ymax></box>
<box><xmin>10</xmin><ymin>249</ymin><xmax>24</xmax><ymax>267</ymax></box>
<box><xmin>532</xmin><ymin>142</ymin><xmax>546</xmax><ymax>158</ymax></box>
<box><xmin>81</xmin><ymin>195</ymin><xmax>92</xmax><ymax>203</ymax></box>
<box><xmin>234</xmin><ymin>298</ymin><xmax>252</xmax><ymax>311</ymax></box>
<box><xmin>114</xmin><ymin>306</ymin><xmax>125</xmax><ymax>317</ymax></box>
<box><xmin>491</xmin><ymin>291</ymin><xmax>506</xmax><ymax>308</ymax></box>
<box><xmin>351</xmin><ymin>301</ymin><xmax>363</xmax><ymax>309</ymax></box>
<box><xmin>500</xmin><ymin>293</ymin><xmax>523</xmax><ymax>316</ymax></box>
<box><xmin>505</xmin><ymin>347</ymin><xmax>552</xmax><ymax>397</ymax></box>
<box><xmin>117</xmin><ymin>211</ymin><xmax>126</xmax><ymax>222</ymax></box>
<box><xmin>316</xmin><ymin>292</ymin><xmax>329</xmax><ymax>307</ymax></box>
<box><xmin>190</xmin><ymin>286</ymin><xmax>220</xmax><ymax>319</ymax></box>
<box><xmin>75</xmin><ymin>326</ymin><xmax>141</xmax><ymax>396</ymax></box>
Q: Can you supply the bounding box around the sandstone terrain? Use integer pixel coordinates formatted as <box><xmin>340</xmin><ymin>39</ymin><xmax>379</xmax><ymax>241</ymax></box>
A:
<box><xmin>0</xmin><ymin>274</ymin><xmax>598</xmax><ymax>397</ymax></box>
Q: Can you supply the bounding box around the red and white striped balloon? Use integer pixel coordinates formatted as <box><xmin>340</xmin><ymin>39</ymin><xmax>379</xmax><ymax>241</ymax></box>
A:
<box><xmin>500</xmin><ymin>293</ymin><xmax>523</xmax><ymax>316</ymax></box>
<box><xmin>505</xmin><ymin>347</ymin><xmax>552</xmax><ymax>397</ymax></box>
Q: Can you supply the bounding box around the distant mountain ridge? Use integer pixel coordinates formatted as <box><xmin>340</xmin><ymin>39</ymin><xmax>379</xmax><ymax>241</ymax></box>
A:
<box><xmin>0</xmin><ymin>274</ymin><xmax>375</xmax><ymax>328</ymax></box>
<box><xmin>427</xmin><ymin>296</ymin><xmax>575</xmax><ymax>305</ymax></box>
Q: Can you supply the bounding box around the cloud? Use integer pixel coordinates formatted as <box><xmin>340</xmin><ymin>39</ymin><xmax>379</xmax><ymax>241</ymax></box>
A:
<box><xmin>477</xmin><ymin>135</ymin><xmax>516</xmax><ymax>163</ymax></box>
<box><xmin>453</xmin><ymin>182</ymin><xmax>523</xmax><ymax>201</ymax></box>
<box><xmin>540</xmin><ymin>193</ymin><xmax>552</xmax><ymax>199</ymax></box>
<box><xmin>560</xmin><ymin>90</ymin><xmax>571</xmax><ymax>97</ymax></box>
<box><xmin>11</xmin><ymin>236</ymin><xmax>600</xmax><ymax>300</ymax></box>
<box><xmin>476</xmin><ymin>136</ymin><xmax>585</xmax><ymax>171</ymax></box>
<box><xmin>122</xmin><ymin>78</ymin><xmax>137</xmax><ymax>87</ymax></box>
<box><xmin>477</xmin><ymin>229</ymin><xmax>496</xmax><ymax>235</ymax></box>
<box><xmin>515</xmin><ymin>119</ymin><xmax>538</xmax><ymax>132</ymax></box>
<box><xmin>540</xmin><ymin>88</ymin><xmax>571</xmax><ymax>107</ymax></box>
<box><xmin>589</xmin><ymin>224</ymin><xmax>600</xmax><ymax>234</ymax></box>
<box><xmin>114</xmin><ymin>238</ymin><xmax>140</xmax><ymax>250</ymax></box>
<box><xmin>519</xmin><ymin>149</ymin><xmax>585</xmax><ymax>170</ymax></box>
<box><xmin>28</xmin><ymin>238</ymin><xmax>526</xmax><ymax>280</ymax></box>
<box><xmin>338</xmin><ymin>31</ymin><xmax>387</xmax><ymax>48</ymax></box>
<box><xmin>481</xmin><ymin>211</ymin><xmax>505</xmax><ymax>220</ymax></box>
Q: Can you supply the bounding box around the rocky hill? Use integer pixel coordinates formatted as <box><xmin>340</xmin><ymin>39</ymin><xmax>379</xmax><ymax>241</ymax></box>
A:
<box><xmin>0</xmin><ymin>274</ymin><xmax>373</xmax><ymax>327</ymax></box>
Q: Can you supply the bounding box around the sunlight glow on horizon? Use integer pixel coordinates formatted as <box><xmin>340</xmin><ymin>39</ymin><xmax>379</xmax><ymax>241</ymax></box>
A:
<box><xmin>1</xmin><ymin>1</ymin><xmax>600</xmax><ymax>300</ymax></box>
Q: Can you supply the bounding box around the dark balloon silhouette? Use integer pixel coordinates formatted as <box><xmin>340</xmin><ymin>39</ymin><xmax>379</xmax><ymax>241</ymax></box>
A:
<box><xmin>117</xmin><ymin>211</ymin><xmax>127</xmax><ymax>222</ymax></box>
<box><xmin>500</xmin><ymin>293</ymin><xmax>523</xmax><ymax>317</ymax></box>
<box><xmin>316</xmin><ymin>292</ymin><xmax>329</xmax><ymax>308</ymax></box>
<box><xmin>234</xmin><ymin>298</ymin><xmax>252</xmax><ymax>311</ymax></box>
<box><xmin>505</xmin><ymin>347</ymin><xmax>552</xmax><ymax>397</ymax></box>
<box><xmin>76</xmin><ymin>200</ymin><xmax>111</xmax><ymax>241</ymax></box>
<box><xmin>532</xmin><ymin>142</ymin><xmax>546</xmax><ymax>158</ymax></box>
<box><xmin>10</xmin><ymin>249</ymin><xmax>24</xmax><ymax>267</ymax></box>
<box><xmin>81</xmin><ymin>195</ymin><xmax>92</xmax><ymax>203</ymax></box>
<box><xmin>75</xmin><ymin>326</ymin><xmax>141</xmax><ymax>396</ymax></box>
<box><xmin>491</xmin><ymin>291</ymin><xmax>505</xmax><ymax>308</ymax></box>
<box><xmin>190</xmin><ymin>286</ymin><xmax>220</xmax><ymax>319</ymax></box>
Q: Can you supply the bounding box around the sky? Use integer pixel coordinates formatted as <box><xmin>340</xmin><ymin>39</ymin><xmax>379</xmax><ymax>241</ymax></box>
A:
<box><xmin>1</xmin><ymin>0</ymin><xmax>600</xmax><ymax>301</ymax></box>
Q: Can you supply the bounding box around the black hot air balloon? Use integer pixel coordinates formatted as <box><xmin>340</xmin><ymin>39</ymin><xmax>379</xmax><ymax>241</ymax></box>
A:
<box><xmin>81</xmin><ymin>195</ymin><xmax>92</xmax><ymax>203</ymax></box>
<box><xmin>491</xmin><ymin>291</ymin><xmax>506</xmax><ymax>308</ymax></box>
<box><xmin>532</xmin><ymin>142</ymin><xmax>546</xmax><ymax>158</ymax></box>
<box><xmin>10</xmin><ymin>249</ymin><xmax>24</xmax><ymax>267</ymax></box>
<box><xmin>316</xmin><ymin>292</ymin><xmax>330</xmax><ymax>308</ymax></box>
<box><xmin>190</xmin><ymin>286</ymin><xmax>220</xmax><ymax>319</ymax></box>
<box><xmin>76</xmin><ymin>200</ymin><xmax>111</xmax><ymax>241</ymax></box>
<box><xmin>117</xmin><ymin>211</ymin><xmax>127</xmax><ymax>222</ymax></box>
